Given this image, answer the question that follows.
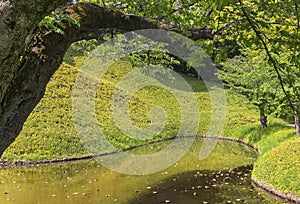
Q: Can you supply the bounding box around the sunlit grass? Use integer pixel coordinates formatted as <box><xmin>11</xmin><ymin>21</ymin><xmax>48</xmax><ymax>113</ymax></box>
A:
<box><xmin>2</xmin><ymin>47</ymin><xmax>300</xmax><ymax>198</ymax></box>
<box><xmin>2</xmin><ymin>53</ymin><xmax>260</xmax><ymax>161</ymax></box>
<box><xmin>253</xmin><ymin>138</ymin><xmax>300</xmax><ymax>196</ymax></box>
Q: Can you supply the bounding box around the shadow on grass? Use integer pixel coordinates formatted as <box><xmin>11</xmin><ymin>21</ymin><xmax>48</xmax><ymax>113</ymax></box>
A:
<box><xmin>236</xmin><ymin>122</ymin><xmax>295</xmax><ymax>144</ymax></box>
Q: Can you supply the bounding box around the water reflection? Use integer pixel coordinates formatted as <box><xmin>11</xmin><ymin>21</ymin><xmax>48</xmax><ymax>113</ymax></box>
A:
<box><xmin>129</xmin><ymin>166</ymin><xmax>277</xmax><ymax>204</ymax></box>
<box><xmin>0</xmin><ymin>138</ymin><xmax>281</xmax><ymax>203</ymax></box>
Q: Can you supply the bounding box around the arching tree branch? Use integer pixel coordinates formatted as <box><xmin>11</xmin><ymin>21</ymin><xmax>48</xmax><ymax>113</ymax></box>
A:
<box><xmin>0</xmin><ymin>1</ymin><xmax>232</xmax><ymax>156</ymax></box>
<box><xmin>0</xmin><ymin>2</ymin><xmax>155</xmax><ymax>156</ymax></box>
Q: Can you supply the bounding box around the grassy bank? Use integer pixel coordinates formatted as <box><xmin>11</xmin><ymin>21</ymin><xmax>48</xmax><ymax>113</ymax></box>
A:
<box><xmin>2</xmin><ymin>52</ymin><xmax>258</xmax><ymax>161</ymax></box>
<box><xmin>253</xmin><ymin>138</ymin><xmax>300</xmax><ymax>196</ymax></box>
<box><xmin>2</xmin><ymin>48</ymin><xmax>299</xmax><ymax>198</ymax></box>
<box><xmin>223</xmin><ymin>115</ymin><xmax>299</xmax><ymax>198</ymax></box>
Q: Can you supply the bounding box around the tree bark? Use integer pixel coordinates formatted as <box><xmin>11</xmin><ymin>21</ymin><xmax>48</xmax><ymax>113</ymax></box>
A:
<box><xmin>0</xmin><ymin>0</ymin><xmax>69</xmax><ymax>103</ymax></box>
<box><xmin>294</xmin><ymin>105</ymin><xmax>300</xmax><ymax>135</ymax></box>
<box><xmin>0</xmin><ymin>0</ymin><xmax>224</xmax><ymax>157</ymax></box>
<box><xmin>258</xmin><ymin>104</ymin><xmax>267</xmax><ymax>129</ymax></box>
<box><xmin>0</xmin><ymin>2</ymin><xmax>155</xmax><ymax>156</ymax></box>
<box><xmin>260</xmin><ymin>113</ymin><xmax>268</xmax><ymax>129</ymax></box>
<box><xmin>239</xmin><ymin>0</ymin><xmax>299</xmax><ymax>135</ymax></box>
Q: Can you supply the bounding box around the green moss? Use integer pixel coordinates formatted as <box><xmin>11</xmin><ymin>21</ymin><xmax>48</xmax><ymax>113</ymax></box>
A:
<box><xmin>229</xmin><ymin>121</ymin><xmax>296</xmax><ymax>154</ymax></box>
<box><xmin>2</xmin><ymin>50</ymin><xmax>261</xmax><ymax>161</ymax></box>
<box><xmin>3</xmin><ymin>43</ymin><xmax>300</xmax><ymax>199</ymax></box>
<box><xmin>224</xmin><ymin>112</ymin><xmax>299</xmax><ymax>197</ymax></box>
<box><xmin>253</xmin><ymin>138</ymin><xmax>300</xmax><ymax>196</ymax></box>
<box><xmin>3</xmin><ymin>63</ymin><xmax>88</xmax><ymax>161</ymax></box>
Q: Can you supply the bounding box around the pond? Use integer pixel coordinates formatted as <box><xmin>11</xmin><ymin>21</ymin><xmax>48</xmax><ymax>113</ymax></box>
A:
<box><xmin>0</xmin><ymin>138</ymin><xmax>283</xmax><ymax>204</ymax></box>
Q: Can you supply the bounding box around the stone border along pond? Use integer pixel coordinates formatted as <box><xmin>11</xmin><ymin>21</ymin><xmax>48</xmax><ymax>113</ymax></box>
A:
<box><xmin>0</xmin><ymin>135</ymin><xmax>299</xmax><ymax>203</ymax></box>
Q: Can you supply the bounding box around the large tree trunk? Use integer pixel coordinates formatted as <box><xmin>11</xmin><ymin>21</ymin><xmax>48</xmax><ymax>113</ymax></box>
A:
<box><xmin>0</xmin><ymin>2</ymin><xmax>155</xmax><ymax>156</ymax></box>
<box><xmin>0</xmin><ymin>0</ymin><xmax>70</xmax><ymax>156</ymax></box>
<box><xmin>0</xmin><ymin>1</ymin><xmax>219</xmax><ymax>157</ymax></box>
<box><xmin>0</xmin><ymin>0</ymin><xmax>68</xmax><ymax>102</ymax></box>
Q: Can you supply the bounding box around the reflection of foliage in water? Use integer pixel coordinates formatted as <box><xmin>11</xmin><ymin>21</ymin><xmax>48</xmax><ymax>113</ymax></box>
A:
<box><xmin>128</xmin><ymin>166</ymin><xmax>281</xmax><ymax>204</ymax></box>
<box><xmin>0</xmin><ymin>139</ymin><xmax>280</xmax><ymax>204</ymax></box>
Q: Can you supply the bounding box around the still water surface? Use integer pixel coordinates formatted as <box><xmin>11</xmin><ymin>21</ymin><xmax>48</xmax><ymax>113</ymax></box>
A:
<box><xmin>0</xmin><ymin>138</ymin><xmax>282</xmax><ymax>203</ymax></box>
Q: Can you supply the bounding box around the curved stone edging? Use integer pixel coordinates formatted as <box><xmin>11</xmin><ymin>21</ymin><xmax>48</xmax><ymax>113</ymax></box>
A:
<box><xmin>199</xmin><ymin>135</ymin><xmax>260</xmax><ymax>153</ymax></box>
<box><xmin>0</xmin><ymin>135</ymin><xmax>258</xmax><ymax>168</ymax></box>
<box><xmin>0</xmin><ymin>136</ymin><xmax>179</xmax><ymax>168</ymax></box>
<box><xmin>251</xmin><ymin>177</ymin><xmax>300</xmax><ymax>203</ymax></box>
<box><xmin>2</xmin><ymin>134</ymin><xmax>300</xmax><ymax>203</ymax></box>
<box><xmin>204</xmin><ymin>136</ymin><xmax>300</xmax><ymax>203</ymax></box>
<box><xmin>0</xmin><ymin>135</ymin><xmax>259</xmax><ymax>168</ymax></box>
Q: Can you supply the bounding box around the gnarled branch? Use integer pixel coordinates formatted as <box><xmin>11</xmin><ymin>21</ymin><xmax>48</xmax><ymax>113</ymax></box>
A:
<box><xmin>0</xmin><ymin>2</ymin><xmax>155</xmax><ymax>156</ymax></box>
